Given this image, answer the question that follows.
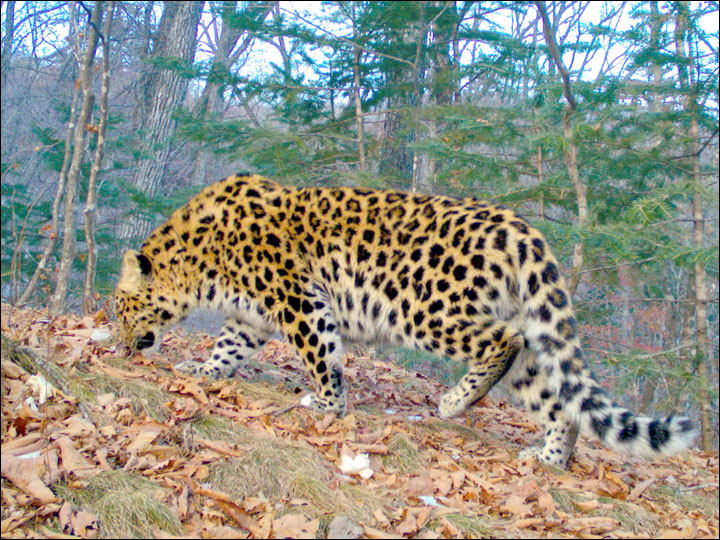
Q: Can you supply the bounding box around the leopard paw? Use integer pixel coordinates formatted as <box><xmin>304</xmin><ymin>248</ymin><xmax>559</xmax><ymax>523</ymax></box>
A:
<box><xmin>300</xmin><ymin>393</ymin><xmax>347</xmax><ymax>416</ymax></box>
<box><xmin>175</xmin><ymin>360</ymin><xmax>229</xmax><ymax>379</ymax></box>
<box><xmin>438</xmin><ymin>391</ymin><xmax>468</xmax><ymax>419</ymax></box>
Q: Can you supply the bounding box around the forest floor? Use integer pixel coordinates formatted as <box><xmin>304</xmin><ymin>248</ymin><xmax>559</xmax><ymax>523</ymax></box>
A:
<box><xmin>1</xmin><ymin>304</ymin><xmax>718</xmax><ymax>539</ymax></box>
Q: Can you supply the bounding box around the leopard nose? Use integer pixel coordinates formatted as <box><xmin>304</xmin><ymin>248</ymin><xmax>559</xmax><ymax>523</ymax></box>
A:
<box><xmin>136</xmin><ymin>332</ymin><xmax>155</xmax><ymax>350</ymax></box>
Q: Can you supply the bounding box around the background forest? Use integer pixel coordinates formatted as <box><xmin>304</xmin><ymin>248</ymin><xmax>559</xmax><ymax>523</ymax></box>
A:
<box><xmin>1</xmin><ymin>1</ymin><xmax>718</xmax><ymax>452</ymax></box>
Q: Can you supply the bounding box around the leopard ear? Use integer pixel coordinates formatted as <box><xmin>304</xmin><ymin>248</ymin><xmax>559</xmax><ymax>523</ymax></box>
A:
<box><xmin>119</xmin><ymin>250</ymin><xmax>151</xmax><ymax>288</ymax></box>
<box><xmin>137</xmin><ymin>253</ymin><xmax>152</xmax><ymax>275</ymax></box>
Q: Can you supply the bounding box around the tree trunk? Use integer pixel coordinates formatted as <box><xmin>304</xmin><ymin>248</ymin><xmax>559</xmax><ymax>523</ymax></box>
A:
<box><xmin>1</xmin><ymin>1</ymin><xmax>15</xmax><ymax>88</ymax></box>
<box><xmin>415</xmin><ymin>1</ymin><xmax>458</xmax><ymax>193</ymax></box>
<box><xmin>352</xmin><ymin>35</ymin><xmax>366</xmax><ymax>172</ymax></box>
<box><xmin>189</xmin><ymin>1</ymin><xmax>272</xmax><ymax>185</ymax></box>
<box><xmin>82</xmin><ymin>2</ymin><xmax>114</xmax><ymax>314</ymax></box>
<box><xmin>673</xmin><ymin>5</ymin><xmax>712</xmax><ymax>452</ymax></box>
<box><xmin>16</xmin><ymin>83</ymin><xmax>80</xmax><ymax>306</ymax></box>
<box><xmin>119</xmin><ymin>1</ymin><xmax>202</xmax><ymax>243</ymax></box>
<box><xmin>51</xmin><ymin>1</ymin><xmax>103</xmax><ymax>315</ymax></box>
<box><xmin>379</xmin><ymin>4</ymin><xmax>424</xmax><ymax>184</ymax></box>
<box><xmin>535</xmin><ymin>1</ymin><xmax>586</xmax><ymax>295</ymax></box>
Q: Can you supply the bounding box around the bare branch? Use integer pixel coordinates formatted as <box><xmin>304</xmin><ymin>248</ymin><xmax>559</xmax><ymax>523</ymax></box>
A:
<box><xmin>534</xmin><ymin>0</ymin><xmax>576</xmax><ymax>109</ymax></box>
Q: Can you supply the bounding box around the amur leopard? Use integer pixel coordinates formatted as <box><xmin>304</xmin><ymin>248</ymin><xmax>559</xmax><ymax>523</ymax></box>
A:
<box><xmin>115</xmin><ymin>174</ymin><xmax>696</xmax><ymax>467</ymax></box>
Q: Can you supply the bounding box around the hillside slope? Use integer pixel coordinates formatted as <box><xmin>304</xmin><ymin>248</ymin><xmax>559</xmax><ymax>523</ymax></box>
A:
<box><xmin>1</xmin><ymin>305</ymin><xmax>718</xmax><ymax>539</ymax></box>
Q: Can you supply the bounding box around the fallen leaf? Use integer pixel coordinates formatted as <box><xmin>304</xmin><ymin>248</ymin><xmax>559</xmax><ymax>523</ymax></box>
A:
<box><xmin>512</xmin><ymin>517</ymin><xmax>545</xmax><ymax>529</ymax></box>
<box><xmin>395</xmin><ymin>508</ymin><xmax>418</xmax><ymax>536</ymax></box>
<box><xmin>537</xmin><ymin>489</ymin><xmax>556</xmax><ymax>516</ymax></box>
<box><xmin>406</xmin><ymin>476</ymin><xmax>434</xmax><ymax>497</ymax></box>
<box><xmin>272</xmin><ymin>513</ymin><xmax>319</xmax><ymax>539</ymax></box>
<box><xmin>70</xmin><ymin>510</ymin><xmax>99</xmax><ymax>539</ymax></box>
<box><xmin>629</xmin><ymin>478</ymin><xmax>655</xmax><ymax>500</ymax></box>
<box><xmin>56</xmin><ymin>437</ymin><xmax>97</xmax><ymax>475</ymax></box>
<box><xmin>500</xmin><ymin>494</ymin><xmax>533</xmax><ymax>518</ymax></box>
<box><xmin>1</xmin><ymin>452</ymin><xmax>57</xmax><ymax>504</ymax></box>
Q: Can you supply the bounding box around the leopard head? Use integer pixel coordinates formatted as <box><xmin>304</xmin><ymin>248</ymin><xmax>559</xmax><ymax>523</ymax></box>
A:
<box><xmin>114</xmin><ymin>250</ymin><xmax>181</xmax><ymax>352</ymax></box>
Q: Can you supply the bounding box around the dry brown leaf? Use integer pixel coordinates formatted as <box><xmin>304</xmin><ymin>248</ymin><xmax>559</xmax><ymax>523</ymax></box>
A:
<box><xmin>395</xmin><ymin>508</ymin><xmax>418</xmax><ymax>536</ymax></box>
<box><xmin>537</xmin><ymin>489</ymin><xmax>556</xmax><ymax>516</ymax></box>
<box><xmin>629</xmin><ymin>477</ymin><xmax>656</xmax><ymax>500</ymax></box>
<box><xmin>272</xmin><ymin>513</ymin><xmax>319</xmax><ymax>539</ymax></box>
<box><xmin>357</xmin><ymin>427</ymin><xmax>392</xmax><ymax>445</ymax></box>
<box><xmin>1</xmin><ymin>509</ymin><xmax>35</xmax><ymax>534</ymax></box>
<box><xmin>248</xmin><ymin>398</ymin><xmax>275</xmax><ymax>409</ymax></box>
<box><xmin>434</xmin><ymin>476</ymin><xmax>452</xmax><ymax>496</ymax></box>
<box><xmin>567</xmin><ymin>516</ymin><xmax>620</xmax><ymax>534</ymax></box>
<box><xmin>351</xmin><ymin>443</ymin><xmax>389</xmax><ymax>454</ymax></box>
<box><xmin>500</xmin><ymin>494</ymin><xmax>533</xmax><ymax>518</ymax></box>
<box><xmin>38</xmin><ymin>525</ymin><xmax>82</xmax><ymax>539</ymax></box>
<box><xmin>197</xmin><ymin>438</ymin><xmax>242</xmax><ymax>457</ymax></box>
<box><xmin>406</xmin><ymin>476</ymin><xmax>434</xmax><ymax>497</ymax></box>
<box><xmin>126</xmin><ymin>431</ymin><xmax>159</xmax><ymax>454</ymax></box>
<box><xmin>512</xmin><ymin>517</ymin><xmax>545</xmax><ymax>529</ymax></box>
<box><xmin>56</xmin><ymin>436</ymin><xmax>96</xmax><ymax>475</ymax></box>
<box><xmin>167</xmin><ymin>379</ymin><xmax>209</xmax><ymax>404</ymax></box>
<box><xmin>1</xmin><ymin>453</ymin><xmax>57</xmax><ymax>504</ymax></box>
<box><xmin>58</xmin><ymin>501</ymin><xmax>73</xmax><ymax>533</ymax></box>
<box><xmin>70</xmin><ymin>510</ymin><xmax>99</xmax><ymax>539</ymax></box>
<box><xmin>415</xmin><ymin>506</ymin><xmax>432</xmax><ymax>530</ymax></box>
<box><xmin>574</xmin><ymin>498</ymin><xmax>599</xmax><ymax>512</ymax></box>
<box><xmin>96</xmin><ymin>364</ymin><xmax>144</xmax><ymax>379</ymax></box>
<box><xmin>364</xmin><ymin>525</ymin><xmax>401</xmax><ymax>539</ymax></box>
<box><xmin>450</xmin><ymin>470</ymin><xmax>465</xmax><ymax>490</ymax></box>
<box><xmin>439</xmin><ymin>517</ymin><xmax>459</xmax><ymax>537</ymax></box>
<box><xmin>2</xmin><ymin>432</ymin><xmax>42</xmax><ymax>453</ymax></box>
<box><xmin>61</xmin><ymin>415</ymin><xmax>97</xmax><ymax>437</ymax></box>
<box><xmin>216</xmin><ymin>500</ymin><xmax>262</xmax><ymax>535</ymax></box>
<box><xmin>203</xmin><ymin>524</ymin><xmax>250</xmax><ymax>539</ymax></box>
<box><xmin>373</xmin><ymin>508</ymin><xmax>389</xmax><ymax>525</ymax></box>
<box><xmin>177</xmin><ymin>484</ymin><xmax>189</xmax><ymax>519</ymax></box>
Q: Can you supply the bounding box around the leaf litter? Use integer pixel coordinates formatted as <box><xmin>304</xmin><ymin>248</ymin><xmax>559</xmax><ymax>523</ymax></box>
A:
<box><xmin>1</xmin><ymin>304</ymin><xmax>718</xmax><ymax>538</ymax></box>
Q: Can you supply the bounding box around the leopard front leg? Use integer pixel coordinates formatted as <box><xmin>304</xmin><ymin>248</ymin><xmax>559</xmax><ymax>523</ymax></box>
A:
<box><xmin>278</xmin><ymin>284</ymin><xmax>347</xmax><ymax>415</ymax></box>
<box><xmin>176</xmin><ymin>319</ymin><xmax>271</xmax><ymax>379</ymax></box>
<box><xmin>439</xmin><ymin>322</ymin><xmax>523</xmax><ymax>419</ymax></box>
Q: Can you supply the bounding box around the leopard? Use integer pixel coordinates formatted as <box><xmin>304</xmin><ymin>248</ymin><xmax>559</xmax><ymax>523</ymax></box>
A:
<box><xmin>115</xmin><ymin>173</ymin><xmax>696</xmax><ymax>468</ymax></box>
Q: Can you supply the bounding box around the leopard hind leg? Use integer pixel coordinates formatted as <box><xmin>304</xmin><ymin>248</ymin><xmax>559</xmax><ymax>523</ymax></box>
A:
<box><xmin>438</xmin><ymin>321</ymin><xmax>523</xmax><ymax>419</ymax></box>
<box><xmin>507</xmin><ymin>349</ymin><xmax>579</xmax><ymax>468</ymax></box>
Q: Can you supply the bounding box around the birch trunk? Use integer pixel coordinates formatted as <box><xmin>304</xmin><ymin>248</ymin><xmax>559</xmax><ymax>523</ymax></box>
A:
<box><xmin>82</xmin><ymin>2</ymin><xmax>114</xmax><ymax>314</ymax></box>
<box><xmin>51</xmin><ymin>1</ymin><xmax>103</xmax><ymax>315</ymax></box>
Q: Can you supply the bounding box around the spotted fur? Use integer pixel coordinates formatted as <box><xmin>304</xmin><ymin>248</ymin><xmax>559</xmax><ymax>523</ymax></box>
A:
<box><xmin>115</xmin><ymin>174</ymin><xmax>696</xmax><ymax>467</ymax></box>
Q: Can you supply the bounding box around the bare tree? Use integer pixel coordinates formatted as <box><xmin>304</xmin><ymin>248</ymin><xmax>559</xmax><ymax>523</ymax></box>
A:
<box><xmin>1</xmin><ymin>0</ymin><xmax>15</xmax><ymax>88</ymax></box>
<box><xmin>673</xmin><ymin>3</ymin><xmax>713</xmax><ymax>453</ymax></box>
<box><xmin>190</xmin><ymin>0</ymin><xmax>273</xmax><ymax>184</ymax></box>
<box><xmin>118</xmin><ymin>1</ymin><xmax>203</xmax><ymax>242</ymax></box>
<box><xmin>535</xmin><ymin>0</ymin><xmax>587</xmax><ymax>296</ymax></box>
<box><xmin>351</xmin><ymin>5</ymin><xmax>366</xmax><ymax>173</ymax></box>
<box><xmin>82</xmin><ymin>1</ymin><xmax>115</xmax><ymax>314</ymax></box>
<box><xmin>50</xmin><ymin>1</ymin><xmax>104</xmax><ymax>315</ymax></box>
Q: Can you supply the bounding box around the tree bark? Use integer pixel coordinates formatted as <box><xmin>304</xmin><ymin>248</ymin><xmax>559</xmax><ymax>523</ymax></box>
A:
<box><xmin>190</xmin><ymin>1</ymin><xmax>272</xmax><ymax>185</ymax></box>
<box><xmin>352</xmin><ymin>25</ymin><xmax>366</xmax><ymax>172</ymax></box>
<box><xmin>82</xmin><ymin>1</ymin><xmax>114</xmax><ymax>314</ymax></box>
<box><xmin>535</xmin><ymin>0</ymin><xmax>586</xmax><ymax>295</ymax></box>
<box><xmin>16</xmin><ymin>82</ymin><xmax>80</xmax><ymax>306</ymax></box>
<box><xmin>673</xmin><ymin>5</ymin><xmax>712</xmax><ymax>452</ymax></box>
<box><xmin>379</xmin><ymin>4</ymin><xmax>424</xmax><ymax>184</ymax></box>
<box><xmin>414</xmin><ymin>1</ymin><xmax>459</xmax><ymax>193</ymax></box>
<box><xmin>119</xmin><ymin>1</ymin><xmax>203</xmax><ymax>242</ymax></box>
<box><xmin>1</xmin><ymin>1</ymin><xmax>15</xmax><ymax>88</ymax></box>
<box><xmin>51</xmin><ymin>1</ymin><xmax>103</xmax><ymax>315</ymax></box>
